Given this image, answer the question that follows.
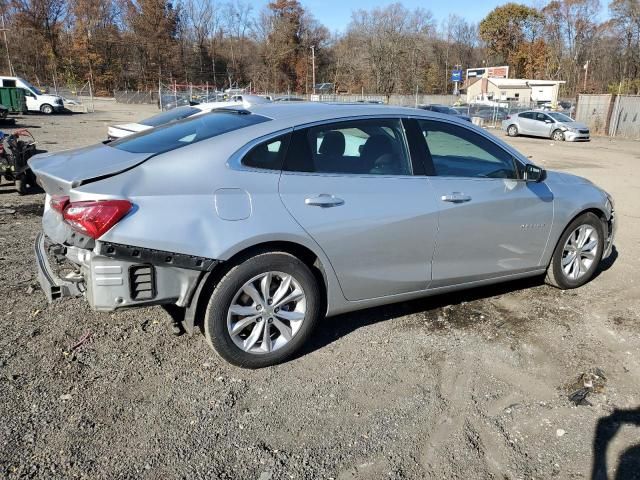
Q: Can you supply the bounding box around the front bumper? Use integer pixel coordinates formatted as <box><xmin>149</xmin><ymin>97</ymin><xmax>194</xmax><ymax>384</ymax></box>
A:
<box><xmin>564</xmin><ymin>130</ymin><xmax>590</xmax><ymax>142</ymax></box>
<box><xmin>603</xmin><ymin>208</ymin><xmax>616</xmax><ymax>259</ymax></box>
<box><xmin>35</xmin><ymin>233</ymin><xmax>202</xmax><ymax>311</ymax></box>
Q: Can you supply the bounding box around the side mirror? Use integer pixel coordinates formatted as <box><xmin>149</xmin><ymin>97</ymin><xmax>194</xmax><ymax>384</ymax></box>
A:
<box><xmin>525</xmin><ymin>164</ymin><xmax>546</xmax><ymax>183</ymax></box>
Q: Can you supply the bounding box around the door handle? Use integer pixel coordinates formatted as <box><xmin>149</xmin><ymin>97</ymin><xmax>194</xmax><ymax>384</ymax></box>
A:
<box><xmin>305</xmin><ymin>194</ymin><xmax>345</xmax><ymax>208</ymax></box>
<box><xmin>441</xmin><ymin>193</ymin><xmax>471</xmax><ymax>203</ymax></box>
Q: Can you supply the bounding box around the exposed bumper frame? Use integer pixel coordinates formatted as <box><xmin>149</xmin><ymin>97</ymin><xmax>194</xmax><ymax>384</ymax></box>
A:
<box><xmin>34</xmin><ymin>232</ymin><xmax>82</xmax><ymax>302</ymax></box>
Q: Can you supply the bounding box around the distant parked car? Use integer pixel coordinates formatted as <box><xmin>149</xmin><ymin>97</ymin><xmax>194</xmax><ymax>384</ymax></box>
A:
<box><xmin>419</xmin><ymin>104</ymin><xmax>471</xmax><ymax>122</ymax></box>
<box><xmin>274</xmin><ymin>96</ymin><xmax>305</xmax><ymax>102</ymax></box>
<box><xmin>502</xmin><ymin>110</ymin><xmax>590</xmax><ymax>142</ymax></box>
<box><xmin>469</xmin><ymin>106</ymin><xmax>509</xmax><ymax>122</ymax></box>
<box><xmin>107</xmin><ymin>95</ymin><xmax>271</xmax><ymax>140</ymax></box>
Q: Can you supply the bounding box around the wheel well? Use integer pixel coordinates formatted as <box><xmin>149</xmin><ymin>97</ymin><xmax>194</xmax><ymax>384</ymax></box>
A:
<box><xmin>188</xmin><ymin>241</ymin><xmax>329</xmax><ymax>333</ymax></box>
<box><xmin>548</xmin><ymin>207</ymin><xmax>609</xmax><ymax>263</ymax></box>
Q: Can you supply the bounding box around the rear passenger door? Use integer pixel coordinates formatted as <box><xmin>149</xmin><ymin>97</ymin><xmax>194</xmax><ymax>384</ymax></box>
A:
<box><xmin>517</xmin><ymin>112</ymin><xmax>536</xmax><ymax>134</ymax></box>
<box><xmin>278</xmin><ymin>117</ymin><xmax>439</xmax><ymax>301</ymax></box>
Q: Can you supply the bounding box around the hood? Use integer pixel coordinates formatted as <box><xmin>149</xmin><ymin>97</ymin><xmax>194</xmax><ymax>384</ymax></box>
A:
<box><xmin>545</xmin><ymin>170</ymin><xmax>594</xmax><ymax>186</ymax></box>
<box><xmin>28</xmin><ymin>143</ymin><xmax>152</xmax><ymax>195</ymax></box>
<box><xmin>560</xmin><ymin>121</ymin><xmax>588</xmax><ymax>130</ymax></box>
<box><xmin>38</xmin><ymin>93</ymin><xmax>63</xmax><ymax>102</ymax></box>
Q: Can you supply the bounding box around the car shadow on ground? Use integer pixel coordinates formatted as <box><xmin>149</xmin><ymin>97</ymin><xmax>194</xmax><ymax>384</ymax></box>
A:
<box><xmin>295</xmin><ymin>247</ymin><xmax>619</xmax><ymax>360</ymax></box>
<box><xmin>295</xmin><ymin>274</ymin><xmax>545</xmax><ymax>359</ymax></box>
<box><xmin>591</xmin><ymin>407</ymin><xmax>640</xmax><ymax>480</ymax></box>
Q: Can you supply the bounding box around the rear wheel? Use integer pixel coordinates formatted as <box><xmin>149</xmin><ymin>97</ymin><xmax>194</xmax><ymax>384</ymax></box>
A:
<box><xmin>507</xmin><ymin>125</ymin><xmax>518</xmax><ymax>137</ymax></box>
<box><xmin>40</xmin><ymin>104</ymin><xmax>54</xmax><ymax>114</ymax></box>
<box><xmin>204</xmin><ymin>251</ymin><xmax>321</xmax><ymax>368</ymax></box>
<box><xmin>552</xmin><ymin>129</ymin><xmax>565</xmax><ymax>141</ymax></box>
<box><xmin>546</xmin><ymin>212</ymin><xmax>604</xmax><ymax>289</ymax></box>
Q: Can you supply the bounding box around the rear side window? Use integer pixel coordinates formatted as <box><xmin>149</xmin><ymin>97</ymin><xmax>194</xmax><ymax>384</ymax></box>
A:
<box><xmin>111</xmin><ymin>111</ymin><xmax>270</xmax><ymax>155</ymax></box>
<box><xmin>418</xmin><ymin>120</ymin><xmax>517</xmax><ymax>179</ymax></box>
<box><xmin>519</xmin><ymin>112</ymin><xmax>533</xmax><ymax>119</ymax></box>
<box><xmin>139</xmin><ymin>106</ymin><xmax>200</xmax><ymax>127</ymax></box>
<box><xmin>242</xmin><ymin>134</ymin><xmax>290</xmax><ymax>170</ymax></box>
<box><xmin>3</xmin><ymin>79</ymin><xmax>16</xmax><ymax>88</ymax></box>
<box><xmin>284</xmin><ymin>118</ymin><xmax>412</xmax><ymax>176</ymax></box>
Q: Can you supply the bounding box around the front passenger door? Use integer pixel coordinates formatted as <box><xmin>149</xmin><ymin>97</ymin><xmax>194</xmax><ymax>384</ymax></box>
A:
<box><xmin>415</xmin><ymin>119</ymin><xmax>554</xmax><ymax>286</ymax></box>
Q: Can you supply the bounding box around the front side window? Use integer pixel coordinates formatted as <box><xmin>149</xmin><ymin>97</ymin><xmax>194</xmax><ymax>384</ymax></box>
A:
<box><xmin>284</xmin><ymin>118</ymin><xmax>412</xmax><ymax>176</ymax></box>
<box><xmin>535</xmin><ymin>112</ymin><xmax>551</xmax><ymax>122</ymax></box>
<box><xmin>242</xmin><ymin>134</ymin><xmax>290</xmax><ymax>170</ymax></box>
<box><xmin>418</xmin><ymin>120</ymin><xmax>517</xmax><ymax>179</ymax></box>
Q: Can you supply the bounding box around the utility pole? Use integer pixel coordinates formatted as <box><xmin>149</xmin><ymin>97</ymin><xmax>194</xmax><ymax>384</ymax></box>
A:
<box><xmin>310</xmin><ymin>45</ymin><xmax>316</xmax><ymax>95</ymax></box>
<box><xmin>1</xmin><ymin>14</ymin><xmax>13</xmax><ymax>76</ymax></box>
<box><xmin>583</xmin><ymin>60</ymin><xmax>590</xmax><ymax>92</ymax></box>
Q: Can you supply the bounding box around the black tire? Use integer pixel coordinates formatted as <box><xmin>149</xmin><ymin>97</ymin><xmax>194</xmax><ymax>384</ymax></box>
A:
<box><xmin>507</xmin><ymin>125</ymin><xmax>518</xmax><ymax>137</ymax></box>
<box><xmin>204</xmin><ymin>251</ymin><xmax>322</xmax><ymax>368</ymax></box>
<box><xmin>545</xmin><ymin>212</ymin><xmax>604</xmax><ymax>289</ymax></box>
<box><xmin>40</xmin><ymin>104</ymin><xmax>54</xmax><ymax>114</ymax></box>
<box><xmin>551</xmin><ymin>129</ymin><xmax>565</xmax><ymax>141</ymax></box>
<box><xmin>15</xmin><ymin>177</ymin><xmax>28</xmax><ymax>195</ymax></box>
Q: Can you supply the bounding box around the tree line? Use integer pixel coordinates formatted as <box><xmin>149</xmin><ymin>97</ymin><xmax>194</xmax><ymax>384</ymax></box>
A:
<box><xmin>1</xmin><ymin>0</ymin><xmax>639</xmax><ymax>97</ymax></box>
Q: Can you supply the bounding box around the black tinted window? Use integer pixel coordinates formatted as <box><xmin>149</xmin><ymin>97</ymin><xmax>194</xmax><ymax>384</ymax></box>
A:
<box><xmin>284</xmin><ymin>118</ymin><xmax>411</xmax><ymax>175</ymax></box>
<box><xmin>111</xmin><ymin>112</ymin><xmax>270</xmax><ymax>155</ymax></box>
<box><xmin>519</xmin><ymin>112</ymin><xmax>533</xmax><ymax>119</ymax></box>
<box><xmin>242</xmin><ymin>134</ymin><xmax>290</xmax><ymax>170</ymax></box>
<box><xmin>139</xmin><ymin>106</ymin><xmax>200</xmax><ymax>127</ymax></box>
<box><xmin>418</xmin><ymin>120</ymin><xmax>516</xmax><ymax>179</ymax></box>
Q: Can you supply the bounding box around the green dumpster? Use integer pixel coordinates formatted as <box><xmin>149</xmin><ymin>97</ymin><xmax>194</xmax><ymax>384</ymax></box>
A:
<box><xmin>0</xmin><ymin>87</ymin><xmax>27</xmax><ymax>114</ymax></box>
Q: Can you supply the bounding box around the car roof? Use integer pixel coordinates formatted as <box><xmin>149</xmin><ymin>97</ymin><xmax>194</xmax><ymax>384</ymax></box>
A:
<box><xmin>247</xmin><ymin>102</ymin><xmax>443</xmax><ymax>125</ymax></box>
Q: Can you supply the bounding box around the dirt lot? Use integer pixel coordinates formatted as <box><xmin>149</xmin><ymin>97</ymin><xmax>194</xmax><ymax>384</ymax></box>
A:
<box><xmin>1</xmin><ymin>102</ymin><xmax>639</xmax><ymax>479</ymax></box>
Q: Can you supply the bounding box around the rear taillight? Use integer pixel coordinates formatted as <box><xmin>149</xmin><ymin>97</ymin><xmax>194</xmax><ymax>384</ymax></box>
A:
<box><xmin>50</xmin><ymin>195</ymin><xmax>70</xmax><ymax>213</ymax></box>
<box><xmin>62</xmin><ymin>200</ymin><xmax>132</xmax><ymax>239</ymax></box>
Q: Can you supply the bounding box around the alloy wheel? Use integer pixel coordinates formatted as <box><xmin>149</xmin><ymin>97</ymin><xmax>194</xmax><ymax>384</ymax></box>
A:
<box><xmin>553</xmin><ymin>130</ymin><xmax>565</xmax><ymax>141</ymax></box>
<box><xmin>226</xmin><ymin>271</ymin><xmax>306</xmax><ymax>354</ymax></box>
<box><xmin>561</xmin><ymin>225</ymin><xmax>599</xmax><ymax>281</ymax></box>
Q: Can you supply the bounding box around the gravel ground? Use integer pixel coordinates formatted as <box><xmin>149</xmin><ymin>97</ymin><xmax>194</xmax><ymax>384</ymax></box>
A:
<box><xmin>1</xmin><ymin>102</ymin><xmax>639</xmax><ymax>479</ymax></box>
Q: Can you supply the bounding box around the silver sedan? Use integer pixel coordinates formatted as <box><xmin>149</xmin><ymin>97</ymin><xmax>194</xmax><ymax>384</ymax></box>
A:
<box><xmin>502</xmin><ymin>110</ymin><xmax>590</xmax><ymax>141</ymax></box>
<box><xmin>30</xmin><ymin>103</ymin><xmax>615</xmax><ymax>368</ymax></box>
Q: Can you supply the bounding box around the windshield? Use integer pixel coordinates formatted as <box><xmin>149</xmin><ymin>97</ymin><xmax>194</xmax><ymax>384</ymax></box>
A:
<box><xmin>20</xmin><ymin>78</ymin><xmax>42</xmax><ymax>95</ymax></box>
<box><xmin>139</xmin><ymin>106</ymin><xmax>200</xmax><ymax>127</ymax></box>
<box><xmin>547</xmin><ymin>112</ymin><xmax>574</xmax><ymax>122</ymax></box>
<box><xmin>111</xmin><ymin>111</ymin><xmax>270</xmax><ymax>155</ymax></box>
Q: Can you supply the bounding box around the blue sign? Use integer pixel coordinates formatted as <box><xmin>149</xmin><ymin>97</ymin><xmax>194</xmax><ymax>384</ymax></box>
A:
<box><xmin>451</xmin><ymin>70</ymin><xmax>463</xmax><ymax>82</ymax></box>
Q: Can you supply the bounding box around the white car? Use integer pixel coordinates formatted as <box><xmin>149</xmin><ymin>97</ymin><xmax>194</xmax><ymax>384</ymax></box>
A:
<box><xmin>107</xmin><ymin>95</ymin><xmax>271</xmax><ymax>140</ymax></box>
<box><xmin>0</xmin><ymin>76</ymin><xmax>64</xmax><ymax>114</ymax></box>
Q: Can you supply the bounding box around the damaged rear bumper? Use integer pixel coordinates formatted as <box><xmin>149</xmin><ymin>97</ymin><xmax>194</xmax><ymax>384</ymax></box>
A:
<box><xmin>35</xmin><ymin>232</ymin><xmax>82</xmax><ymax>301</ymax></box>
<box><xmin>35</xmin><ymin>232</ymin><xmax>210</xmax><ymax>312</ymax></box>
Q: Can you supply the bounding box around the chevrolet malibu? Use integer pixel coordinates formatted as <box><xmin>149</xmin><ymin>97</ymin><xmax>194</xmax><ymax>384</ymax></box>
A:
<box><xmin>30</xmin><ymin>103</ymin><xmax>615</xmax><ymax>368</ymax></box>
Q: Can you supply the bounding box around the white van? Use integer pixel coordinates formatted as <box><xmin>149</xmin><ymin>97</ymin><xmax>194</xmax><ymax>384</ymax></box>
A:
<box><xmin>0</xmin><ymin>76</ymin><xmax>64</xmax><ymax>114</ymax></box>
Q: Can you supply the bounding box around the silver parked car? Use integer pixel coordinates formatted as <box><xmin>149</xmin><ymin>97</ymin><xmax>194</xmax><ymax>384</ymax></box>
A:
<box><xmin>30</xmin><ymin>104</ymin><xmax>615</xmax><ymax>368</ymax></box>
<box><xmin>502</xmin><ymin>110</ymin><xmax>590</xmax><ymax>141</ymax></box>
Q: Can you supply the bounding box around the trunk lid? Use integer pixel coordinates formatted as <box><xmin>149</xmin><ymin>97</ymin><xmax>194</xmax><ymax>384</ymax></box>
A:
<box><xmin>28</xmin><ymin>143</ymin><xmax>152</xmax><ymax>195</ymax></box>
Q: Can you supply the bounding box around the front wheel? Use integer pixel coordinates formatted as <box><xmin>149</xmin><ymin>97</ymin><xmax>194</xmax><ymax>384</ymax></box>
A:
<box><xmin>204</xmin><ymin>251</ymin><xmax>322</xmax><ymax>368</ymax></box>
<box><xmin>40</xmin><ymin>104</ymin><xmax>54</xmax><ymax>114</ymax></box>
<box><xmin>507</xmin><ymin>125</ymin><xmax>518</xmax><ymax>137</ymax></box>
<box><xmin>546</xmin><ymin>212</ymin><xmax>604</xmax><ymax>289</ymax></box>
<box><xmin>552</xmin><ymin>129</ymin><xmax>565</xmax><ymax>142</ymax></box>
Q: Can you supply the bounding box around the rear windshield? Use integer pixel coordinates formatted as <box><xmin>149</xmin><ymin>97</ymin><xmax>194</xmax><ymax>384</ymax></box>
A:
<box><xmin>110</xmin><ymin>111</ymin><xmax>270</xmax><ymax>154</ymax></box>
<box><xmin>139</xmin><ymin>106</ymin><xmax>200</xmax><ymax>127</ymax></box>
